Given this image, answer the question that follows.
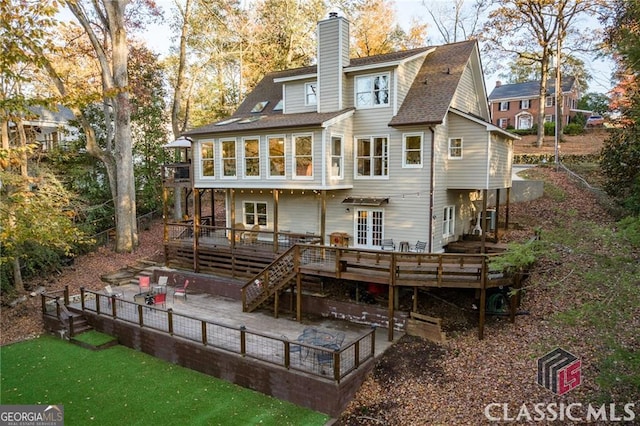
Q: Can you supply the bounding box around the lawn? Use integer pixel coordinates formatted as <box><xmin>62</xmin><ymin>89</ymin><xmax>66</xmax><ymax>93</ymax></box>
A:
<box><xmin>0</xmin><ymin>335</ymin><xmax>330</xmax><ymax>425</ymax></box>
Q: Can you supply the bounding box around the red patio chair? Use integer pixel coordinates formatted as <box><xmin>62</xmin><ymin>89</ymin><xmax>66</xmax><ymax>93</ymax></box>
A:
<box><xmin>153</xmin><ymin>292</ymin><xmax>166</xmax><ymax>308</ymax></box>
<box><xmin>139</xmin><ymin>276</ymin><xmax>150</xmax><ymax>293</ymax></box>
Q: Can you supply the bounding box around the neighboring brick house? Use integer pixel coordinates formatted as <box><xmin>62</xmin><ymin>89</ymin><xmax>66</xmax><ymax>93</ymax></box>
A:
<box><xmin>488</xmin><ymin>77</ymin><xmax>580</xmax><ymax>130</ymax></box>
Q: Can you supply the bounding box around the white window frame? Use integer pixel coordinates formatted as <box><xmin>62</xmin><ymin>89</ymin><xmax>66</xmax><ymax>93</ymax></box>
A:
<box><xmin>443</xmin><ymin>205</ymin><xmax>455</xmax><ymax>238</ymax></box>
<box><xmin>243</xmin><ymin>136</ymin><xmax>261</xmax><ymax>178</ymax></box>
<box><xmin>293</xmin><ymin>133</ymin><xmax>313</xmax><ymax>179</ymax></box>
<box><xmin>200</xmin><ymin>140</ymin><xmax>215</xmax><ymax>178</ymax></box>
<box><xmin>243</xmin><ymin>201</ymin><xmax>268</xmax><ymax>227</ymax></box>
<box><xmin>545</xmin><ymin>96</ymin><xmax>554</xmax><ymax>107</ymax></box>
<box><xmin>448</xmin><ymin>137</ymin><xmax>463</xmax><ymax>159</ymax></box>
<box><xmin>402</xmin><ymin>132</ymin><xmax>423</xmax><ymax>168</ymax></box>
<box><xmin>355</xmin><ymin>135</ymin><xmax>389</xmax><ymax>179</ymax></box>
<box><xmin>544</xmin><ymin>115</ymin><xmax>554</xmax><ymax>123</ymax></box>
<box><xmin>520</xmin><ymin>99</ymin><xmax>530</xmax><ymax>109</ymax></box>
<box><xmin>267</xmin><ymin>135</ymin><xmax>286</xmax><ymax>179</ymax></box>
<box><xmin>221</xmin><ymin>138</ymin><xmax>237</xmax><ymax>178</ymax></box>
<box><xmin>498</xmin><ymin>101</ymin><xmax>509</xmax><ymax>111</ymax></box>
<box><xmin>355</xmin><ymin>72</ymin><xmax>390</xmax><ymax>109</ymax></box>
<box><xmin>305</xmin><ymin>82</ymin><xmax>317</xmax><ymax>106</ymax></box>
<box><xmin>498</xmin><ymin>118</ymin><xmax>508</xmax><ymax>129</ymax></box>
<box><xmin>330</xmin><ymin>135</ymin><xmax>343</xmax><ymax>179</ymax></box>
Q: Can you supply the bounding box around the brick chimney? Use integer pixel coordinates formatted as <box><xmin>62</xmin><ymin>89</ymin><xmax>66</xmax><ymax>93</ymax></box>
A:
<box><xmin>317</xmin><ymin>13</ymin><xmax>350</xmax><ymax>112</ymax></box>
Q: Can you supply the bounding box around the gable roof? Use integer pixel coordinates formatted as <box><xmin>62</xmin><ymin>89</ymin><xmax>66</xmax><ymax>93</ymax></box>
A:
<box><xmin>184</xmin><ymin>40</ymin><xmax>479</xmax><ymax>136</ymax></box>
<box><xmin>488</xmin><ymin>76</ymin><xmax>577</xmax><ymax>101</ymax></box>
<box><xmin>389</xmin><ymin>40</ymin><xmax>477</xmax><ymax>127</ymax></box>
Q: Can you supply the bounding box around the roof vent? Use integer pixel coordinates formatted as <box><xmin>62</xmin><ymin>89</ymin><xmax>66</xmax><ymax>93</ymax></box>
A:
<box><xmin>329</xmin><ymin>12</ymin><xmax>338</xmax><ymax>18</ymax></box>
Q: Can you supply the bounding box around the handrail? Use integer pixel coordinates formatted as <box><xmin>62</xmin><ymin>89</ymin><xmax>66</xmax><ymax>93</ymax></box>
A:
<box><xmin>78</xmin><ymin>288</ymin><xmax>374</xmax><ymax>383</ymax></box>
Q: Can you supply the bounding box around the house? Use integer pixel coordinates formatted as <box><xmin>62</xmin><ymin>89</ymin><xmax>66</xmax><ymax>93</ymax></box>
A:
<box><xmin>488</xmin><ymin>77</ymin><xmax>580</xmax><ymax>130</ymax></box>
<box><xmin>176</xmin><ymin>13</ymin><xmax>517</xmax><ymax>258</ymax></box>
<box><xmin>18</xmin><ymin>105</ymin><xmax>77</xmax><ymax>151</ymax></box>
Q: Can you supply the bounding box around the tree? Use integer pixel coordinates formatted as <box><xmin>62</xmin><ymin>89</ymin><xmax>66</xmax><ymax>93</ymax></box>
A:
<box><xmin>482</xmin><ymin>0</ymin><xmax>605</xmax><ymax>147</ymax></box>
<box><xmin>578</xmin><ymin>92</ymin><xmax>609</xmax><ymax>114</ymax></box>
<box><xmin>600</xmin><ymin>0</ymin><xmax>640</xmax><ymax>214</ymax></box>
<box><xmin>335</xmin><ymin>0</ymin><xmax>426</xmax><ymax>57</ymax></box>
<box><xmin>423</xmin><ymin>0</ymin><xmax>489</xmax><ymax>44</ymax></box>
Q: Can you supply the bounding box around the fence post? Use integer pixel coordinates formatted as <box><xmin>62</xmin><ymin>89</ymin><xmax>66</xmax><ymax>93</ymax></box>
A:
<box><xmin>283</xmin><ymin>341</ymin><xmax>291</xmax><ymax>369</ymax></box>
<box><xmin>333</xmin><ymin>350</ymin><xmax>340</xmax><ymax>382</ymax></box>
<box><xmin>96</xmin><ymin>293</ymin><xmax>102</xmax><ymax>316</ymax></box>
<box><xmin>111</xmin><ymin>296</ymin><xmax>117</xmax><ymax>318</ymax></box>
<box><xmin>80</xmin><ymin>287</ymin><xmax>85</xmax><ymax>311</ymax></box>
<box><xmin>64</xmin><ymin>285</ymin><xmax>69</xmax><ymax>305</ymax></box>
<box><xmin>138</xmin><ymin>304</ymin><xmax>144</xmax><ymax>327</ymax></box>
<box><xmin>168</xmin><ymin>309</ymin><xmax>174</xmax><ymax>335</ymax></box>
<box><xmin>370</xmin><ymin>325</ymin><xmax>376</xmax><ymax>358</ymax></box>
<box><xmin>69</xmin><ymin>315</ymin><xmax>75</xmax><ymax>337</ymax></box>
<box><xmin>240</xmin><ymin>326</ymin><xmax>246</xmax><ymax>356</ymax></box>
<box><xmin>354</xmin><ymin>340</ymin><xmax>360</xmax><ymax>369</ymax></box>
<box><xmin>201</xmin><ymin>321</ymin><xmax>207</xmax><ymax>346</ymax></box>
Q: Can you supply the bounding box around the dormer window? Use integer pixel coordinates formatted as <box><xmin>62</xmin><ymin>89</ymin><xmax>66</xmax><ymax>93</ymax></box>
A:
<box><xmin>305</xmin><ymin>83</ymin><xmax>317</xmax><ymax>106</ymax></box>
<box><xmin>356</xmin><ymin>73</ymin><xmax>389</xmax><ymax>108</ymax></box>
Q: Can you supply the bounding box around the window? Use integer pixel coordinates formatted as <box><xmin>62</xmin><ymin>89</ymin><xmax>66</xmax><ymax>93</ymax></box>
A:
<box><xmin>403</xmin><ymin>133</ymin><xmax>423</xmax><ymax>167</ymax></box>
<box><xmin>448</xmin><ymin>138</ymin><xmax>462</xmax><ymax>159</ymax></box>
<box><xmin>330</xmin><ymin>136</ymin><xmax>343</xmax><ymax>179</ymax></box>
<box><xmin>443</xmin><ymin>206</ymin><xmax>455</xmax><ymax>237</ymax></box>
<box><xmin>545</xmin><ymin>96</ymin><xmax>555</xmax><ymax>107</ymax></box>
<box><xmin>221</xmin><ymin>139</ymin><xmax>236</xmax><ymax>177</ymax></box>
<box><xmin>268</xmin><ymin>136</ymin><xmax>285</xmax><ymax>178</ymax></box>
<box><xmin>243</xmin><ymin>137</ymin><xmax>260</xmax><ymax>177</ymax></box>
<box><xmin>520</xmin><ymin>99</ymin><xmax>530</xmax><ymax>109</ymax></box>
<box><xmin>498</xmin><ymin>101</ymin><xmax>509</xmax><ymax>111</ymax></box>
<box><xmin>201</xmin><ymin>141</ymin><xmax>215</xmax><ymax>177</ymax></box>
<box><xmin>244</xmin><ymin>201</ymin><xmax>267</xmax><ymax>226</ymax></box>
<box><xmin>305</xmin><ymin>83</ymin><xmax>317</xmax><ymax>106</ymax></box>
<box><xmin>355</xmin><ymin>73</ymin><xmax>390</xmax><ymax>108</ymax></box>
<box><xmin>544</xmin><ymin>115</ymin><xmax>554</xmax><ymax>123</ymax></box>
<box><xmin>356</xmin><ymin>136</ymin><xmax>388</xmax><ymax>177</ymax></box>
<box><xmin>293</xmin><ymin>134</ymin><xmax>313</xmax><ymax>178</ymax></box>
<box><xmin>498</xmin><ymin>118</ymin><xmax>509</xmax><ymax>129</ymax></box>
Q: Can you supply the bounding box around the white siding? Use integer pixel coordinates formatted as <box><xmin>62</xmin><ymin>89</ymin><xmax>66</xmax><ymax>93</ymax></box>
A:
<box><xmin>445</xmin><ymin>113</ymin><xmax>491</xmax><ymax>189</ymax></box>
<box><xmin>451</xmin><ymin>63</ymin><xmax>483</xmax><ymax>117</ymax></box>
<box><xmin>488</xmin><ymin>135</ymin><xmax>513</xmax><ymax>188</ymax></box>
<box><xmin>318</xmin><ymin>17</ymin><xmax>349</xmax><ymax>112</ymax></box>
<box><xmin>284</xmin><ymin>80</ymin><xmax>318</xmax><ymax>114</ymax></box>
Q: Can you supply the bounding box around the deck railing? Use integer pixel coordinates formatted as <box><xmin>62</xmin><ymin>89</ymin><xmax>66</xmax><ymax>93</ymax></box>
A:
<box><xmin>79</xmin><ymin>288</ymin><xmax>375</xmax><ymax>382</ymax></box>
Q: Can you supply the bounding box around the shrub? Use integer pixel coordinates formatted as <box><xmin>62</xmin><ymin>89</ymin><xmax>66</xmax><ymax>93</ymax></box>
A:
<box><xmin>563</xmin><ymin>122</ymin><xmax>584</xmax><ymax>135</ymax></box>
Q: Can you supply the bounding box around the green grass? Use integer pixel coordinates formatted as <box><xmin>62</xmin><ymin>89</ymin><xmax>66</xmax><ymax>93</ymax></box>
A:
<box><xmin>71</xmin><ymin>330</ymin><xmax>116</xmax><ymax>347</ymax></box>
<box><xmin>0</xmin><ymin>335</ymin><xmax>330</xmax><ymax>426</ymax></box>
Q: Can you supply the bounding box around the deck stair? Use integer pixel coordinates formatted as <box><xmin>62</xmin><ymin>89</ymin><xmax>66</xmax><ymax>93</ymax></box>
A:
<box><xmin>242</xmin><ymin>246</ymin><xmax>299</xmax><ymax>312</ymax></box>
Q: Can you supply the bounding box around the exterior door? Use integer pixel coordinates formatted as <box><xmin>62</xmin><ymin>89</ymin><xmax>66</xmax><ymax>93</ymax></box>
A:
<box><xmin>354</xmin><ymin>209</ymin><xmax>384</xmax><ymax>248</ymax></box>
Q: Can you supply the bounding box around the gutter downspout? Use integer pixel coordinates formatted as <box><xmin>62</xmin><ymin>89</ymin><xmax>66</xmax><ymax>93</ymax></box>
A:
<box><xmin>428</xmin><ymin>127</ymin><xmax>435</xmax><ymax>253</ymax></box>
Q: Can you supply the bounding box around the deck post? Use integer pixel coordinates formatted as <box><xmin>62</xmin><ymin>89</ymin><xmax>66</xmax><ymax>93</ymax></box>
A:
<box><xmin>295</xmin><ymin>247</ymin><xmax>302</xmax><ymax>322</ymax></box>
<box><xmin>388</xmin><ymin>284</ymin><xmax>395</xmax><ymax>342</ymax></box>
<box><xmin>478</xmin><ymin>257</ymin><xmax>487</xmax><ymax>339</ymax></box>
<box><xmin>273</xmin><ymin>190</ymin><xmax>279</xmax><ymax>252</ymax></box>
<box><xmin>320</xmin><ymin>190</ymin><xmax>326</xmax><ymax>246</ymax></box>
<box><xmin>163</xmin><ymin>187</ymin><xmax>169</xmax><ymax>264</ymax></box>
<box><xmin>481</xmin><ymin>189</ymin><xmax>488</xmax><ymax>254</ymax></box>
<box><xmin>193</xmin><ymin>189</ymin><xmax>201</xmax><ymax>272</ymax></box>
<box><xmin>505</xmin><ymin>187</ymin><xmax>511</xmax><ymax>230</ymax></box>
<box><xmin>495</xmin><ymin>188</ymin><xmax>501</xmax><ymax>243</ymax></box>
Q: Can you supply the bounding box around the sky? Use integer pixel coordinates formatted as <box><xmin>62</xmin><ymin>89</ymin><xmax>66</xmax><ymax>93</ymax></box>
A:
<box><xmin>141</xmin><ymin>0</ymin><xmax>614</xmax><ymax>96</ymax></box>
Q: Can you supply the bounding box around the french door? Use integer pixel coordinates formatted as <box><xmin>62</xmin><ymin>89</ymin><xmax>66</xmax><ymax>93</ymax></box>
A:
<box><xmin>354</xmin><ymin>209</ymin><xmax>384</xmax><ymax>248</ymax></box>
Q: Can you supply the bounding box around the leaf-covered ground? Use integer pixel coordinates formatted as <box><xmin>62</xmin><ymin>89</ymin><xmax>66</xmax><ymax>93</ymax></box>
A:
<box><xmin>337</xmin><ymin>166</ymin><xmax>639</xmax><ymax>425</ymax></box>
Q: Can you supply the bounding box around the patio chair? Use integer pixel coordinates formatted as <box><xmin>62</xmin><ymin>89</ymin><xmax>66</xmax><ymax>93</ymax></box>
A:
<box><xmin>232</xmin><ymin>223</ymin><xmax>245</xmax><ymax>242</ymax></box>
<box><xmin>317</xmin><ymin>343</ymin><xmax>340</xmax><ymax>368</ymax></box>
<box><xmin>173</xmin><ymin>279</ymin><xmax>189</xmax><ymax>302</ymax></box>
<box><xmin>243</xmin><ymin>224</ymin><xmax>260</xmax><ymax>244</ymax></box>
<box><xmin>282</xmin><ymin>335</ymin><xmax>305</xmax><ymax>364</ymax></box>
<box><xmin>104</xmin><ymin>285</ymin><xmax>123</xmax><ymax>307</ymax></box>
<box><xmin>153</xmin><ymin>292</ymin><xmax>167</xmax><ymax>308</ymax></box>
<box><xmin>380</xmin><ymin>239</ymin><xmax>395</xmax><ymax>250</ymax></box>
<box><xmin>411</xmin><ymin>241</ymin><xmax>427</xmax><ymax>253</ymax></box>
<box><xmin>139</xmin><ymin>276</ymin><xmax>151</xmax><ymax>293</ymax></box>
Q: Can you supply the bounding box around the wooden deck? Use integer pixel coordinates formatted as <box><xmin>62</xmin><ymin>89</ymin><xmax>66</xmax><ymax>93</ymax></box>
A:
<box><xmin>165</xmin><ymin>221</ymin><xmax>522</xmax><ymax>340</ymax></box>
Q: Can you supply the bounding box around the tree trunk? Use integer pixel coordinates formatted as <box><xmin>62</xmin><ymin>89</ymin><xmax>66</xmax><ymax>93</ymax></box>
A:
<box><xmin>106</xmin><ymin>1</ymin><xmax>138</xmax><ymax>252</ymax></box>
<box><xmin>536</xmin><ymin>50</ymin><xmax>552</xmax><ymax>148</ymax></box>
<box><xmin>12</xmin><ymin>258</ymin><xmax>23</xmax><ymax>291</ymax></box>
<box><xmin>171</xmin><ymin>0</ymin><xmax>192</xmax><ymax>139</ymax></box>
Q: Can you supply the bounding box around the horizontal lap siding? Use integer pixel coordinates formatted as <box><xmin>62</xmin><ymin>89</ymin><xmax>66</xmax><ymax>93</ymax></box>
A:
<box><xmin>488</xmin><ymin>137</ymin><xmax>513</xmax><ymax>189</ymax></box>
<box><xmin>451</xmin><ymin>60</ymin><xmax>485</xmax><ymax>118</ymax></box>
<box><xmin>445</xmin><ymin>113</ymin><xmax>489</xmax><ymax>189</ymax></box>
<box><xmin>432</xmin><ymin>123</ymin><xmax>450</xmax><ymax>252</ymax></box>
<box><xmin>284</xmin><ymin>81</ymin><xmax>317</xmax><ymax>114</ymax></box>
<box><xmin>318</xmin><ymin>19</ymin><xmax>341</xmax><ymax>112</ymax></box>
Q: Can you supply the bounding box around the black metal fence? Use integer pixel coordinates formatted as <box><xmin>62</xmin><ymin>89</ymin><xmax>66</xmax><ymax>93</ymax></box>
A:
<box><xmin>79</xmin><ymin>288</ymin><xmax>375</xmax><ymax>382</ymax></box>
